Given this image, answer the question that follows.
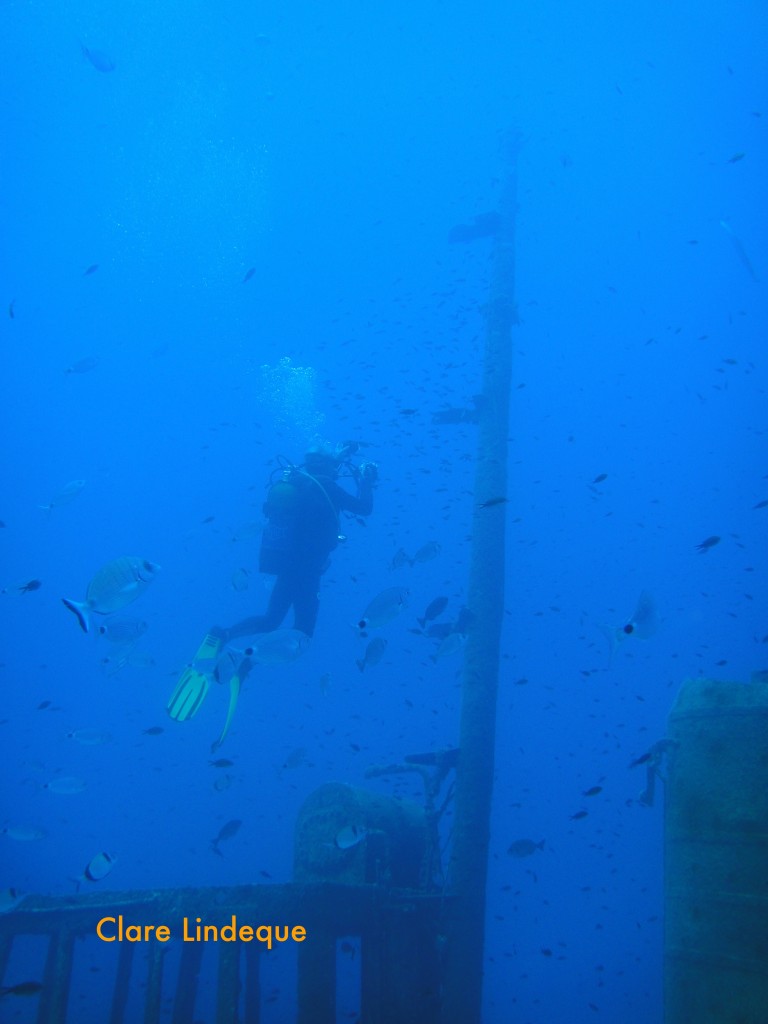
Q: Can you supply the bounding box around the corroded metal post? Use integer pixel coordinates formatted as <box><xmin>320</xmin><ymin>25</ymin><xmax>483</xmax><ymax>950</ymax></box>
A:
<box><xmin>440</xmin><ymin>132</ymin><xmax>520</xmax><ymax>1024</ymax></box>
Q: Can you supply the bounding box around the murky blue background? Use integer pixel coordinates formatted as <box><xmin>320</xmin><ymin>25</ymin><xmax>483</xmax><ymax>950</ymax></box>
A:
<box><xmin>2</xmin><ymin>1</ymin><xmax>766</xmax><ymax>1020</ymax></box>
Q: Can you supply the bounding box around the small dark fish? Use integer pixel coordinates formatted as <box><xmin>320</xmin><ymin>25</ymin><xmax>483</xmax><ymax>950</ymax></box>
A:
<box><xmin>582</xmin><ymin>785</ymin><xmax>603</xmax><ymax>797</ymax></box>
<box><xmin>0</xmin><ymin>980</ymin><xmax>43</xmax><ymax>998</ymax></box>
<box><xmin>418</xmin><ymin>596</ymin><xmax>449</xmax><ymax>629</ymax></box>
<box><xmin>81</xmin><ymin>44</ymin><xmax>115</xmax><ymax>72</ymax></box>
<box><xmin>142</xmin><ymin>726</ymin><xmax>164</xmax><ymax>736</ymax></box>
<box><xmin>570</xmin><ymin>810</ymin><xmax>589</xmax><ymax>820</ymax></box>
<box><xmin>592</xmin><ymin>473</ymin><xmax>608</xmax><ymax>484</ymax></box>
<box><xmin>507</xmin><ymin>838</ymin><xmax>544</xmax><ymax>858</ymax></box>
<box><xmin>753</xmin><ymin>500</ymin><xmax>768</xmax><ymax>510</ymax></box>
<box><xmin>211</xmin><ymin>818</ymin><xmax>242</xmax><ymax>855</ymax></box>
<box><xmin>727</xmin><ymin>152</ymin><xmax>745</xmax><ymax>163</ymax></box>
<box><xmin>8</xmin><ymin>300</ymin><xmax>14</xmax><ymax>319</ymax></box>
<box><xmin>629</xmin><ymin>752</ymin><xmax>652</xmax><ymax>768</ymax></box>
<box><xmin>209</xmin><ymin>758</ymin><xmax>235</xmax><ymax>768</ymax></box>
<box><xmin>242</xmin><ymin>267</ymin><xmax>256</xmax><ymax>284</ymax></box>
<box><xmin>83</xmin><ymin>264</ymin><xmax>99</xmax><ymax>276</ymax></box>
<box><xmin>478</xmin><ymin>496</ymin><xmax>508</xmax><ymax>509</ymax></box>
<box><xmin>37</xmin><ymin>701</ymin><xmax>53</xmax><ymax>710</ymax></box>
<box><xmin>65</xmin><ymin>355</ymin><xmax>99</xmax><ymax>375</ymax></box>
<box><xmin>3</xmin><ymin>578</ymin><xmax>42</xmax><ymax>594</ymax></box>
<box><xmin>695</xmin><ymin>535</ymin><xmax>721</xmax><ymax>553</ymax></box>
<box><xmin>540</xmin><ymin>948</ymin><xmax>553</xmax><ymax>957</ymax></box>
<box><xmin>201</xmin><ymin>515</ymin><xmax>216</xmax><ymax>524</ymax></box>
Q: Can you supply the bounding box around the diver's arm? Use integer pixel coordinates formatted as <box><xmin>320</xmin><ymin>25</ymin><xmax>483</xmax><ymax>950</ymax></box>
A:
<box><xmin>337</xmin><ymin>477</ymin><xmax>373</xmax><ymax>517</ymax></box>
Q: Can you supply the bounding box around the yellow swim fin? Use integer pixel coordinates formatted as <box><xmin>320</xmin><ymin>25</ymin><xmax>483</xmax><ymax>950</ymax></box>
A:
<box><xmin>210</xmin><ymin>670</ymin><xmax>243</xmax><ymax>752</ymax></box>
<box><xmin>167</xmin><ymin>667</ymin><xmax>210</xmax><ymax>721</ymax></box>
<box><xmin>167</xmin><ymin>633</ymin><xmax>223</xmax><ymax>723</ymax></box>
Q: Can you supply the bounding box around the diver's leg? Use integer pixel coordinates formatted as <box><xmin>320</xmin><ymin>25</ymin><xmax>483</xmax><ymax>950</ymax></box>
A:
<box><xmin>225</xmin><ymin>575</ymin><xmax>293</xmax><ymax>640</ymax></box>
<box><xmin>292</xmin><ymin>572</ymin><xmax>321</xmax><ymax>637</ymax></box>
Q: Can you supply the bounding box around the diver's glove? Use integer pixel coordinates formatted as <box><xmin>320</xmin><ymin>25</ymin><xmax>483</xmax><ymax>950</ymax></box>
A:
<box><xmin>359</xmin><ymin>461</ymin><xmax>379</xmax><ymax>485</ymax></box>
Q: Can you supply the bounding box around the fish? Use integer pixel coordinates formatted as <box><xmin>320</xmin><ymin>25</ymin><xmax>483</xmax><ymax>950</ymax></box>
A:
<box><xmin>66</xmin><ymin>728</ymin><xmax>110</xmax><ymax>746</ymax></box>
<box><xmin>619</xmin><ymin>590</ymin><xmax>657</xmax><ymax>640</ymax></box>
<box><xmin>356</xmin><ymin>637</ymin><xmax>387</xmax><ymax>672</ymax></box>
<box><xmin>753</xmin><ymin>500</ymin><xmax>768</xmax><ymax>510</ymax></box>
<box><xmin>210</xmin><ymin>818</ymin><xmax>242</xmax><ymax>855</ymax></box>
<box><xmin>432</xmin><ymin>631</ymin><xmax>466</xmax><ymax>661</ymax></box>
<box><xmin>83</xmin><ymin>852</ymin><xmax>116</xmax><ymax>882</ymax></box>
<box><xmin>0</xmin><ymin>888</ymin><xmax>24</xmax><ymax>914</ymax></box>
<box><xmin>143</xmin><ymin>725</ymin><xmax>164</xmax><ymax>736</ymax></box>
<box><xmin>570</xmin><ymin>810</ymin><xmax>589</xmax><ymax>820</ymax></box>
<box><xmin>0</xmin><ymin>980</ymin><xmax>43</xmax><ymax>997</ymax></box>
<box><xmin>478</xmin><ymin>496</ymin><xmax>508</xmax><ymax>509</ymax></box>
<box><xmin>62</xmin><ymin>556</ymin><xmax>160</xmax><ymax>632</ymax></box>
<box><xmin>97</xmin><ymin>618</ymin><xmax>148</xmax><ymax>645</ymax></box>
<box><xmin>507</xmin><ymin>838</ymin><xmax>545</xmax><ymax>858</ymax></box>
<box><xmin>389</xmin><ymin>547</ymin><xmax>411</xmax><ymax>570</ymax></box>
<box><xmin>242</xmin><ymin>628</ymin><xmax>311</xmax><ymax>664</ymax></box>
<box><xmin>592</xmin><ymin>473</ymin><xmax>608</xmax><ymax>484</ymax></box>
<box><xmin>1</xmin><ymin>825</ymin><xmax>46</xmax><ymax>842</ymax></box>
<box><xmin>448</xmin><ymin>212</ymin><xmax>503</xmax><ymax>243</ymax></box>
<box><xmin>8</xmin><ymin>300</ymin><xmax>14</xmax><ymax>319</ymax></box>
<box><xmin>213</xmin><ymin>774</ymin><xmax>233</xmax><ymax>792</ymax></box>
<box><xmin>83</xmin><ymin>263</ymin><xmax>99</xmax><ymax>276</ymax></box>
<box><xmin>695</xmin><ymin>535</ymin><xmax>721</xmax><ymax>553</ymax></box>
<box><xmin>65</xmin><ymin>355</ymin><xmax>99</xmax><ymax>374</ymax></box>
<box><xmin>242</xmin><ymin>267</ymin><xmax>256</xmax><ymax>283</ymax></box>
<box><xmin>231</xmin><ymin>568</ymin><xmax>250</xmax><ymax>592</ymax></box>
<box><xmin>411</xmin><ymin>541</ymin><xmax>441</xmax><ymax>565</ymax></box>
<box><xmin>281</xmin><ymin>747</ymin><xmax>308</xmax><ymax>770</ymax></box>
<box><xmin>81</xmin><ymin>43</ymin><xmax>115</xmax><ymax>72</ymax></box>
<box><xmin>209</xmin><ymin>758</ymin><xmax>235</xmax><ymax>768</ymax></box>
<box><xmin>334</xmin><ymin>825</ymin><xmax>369</xmax><ymax>850</ymax></box>
<box><xmin>43</xmin><ymin>776</ymin><xmax>87</xmax><ymax>795</ymax></box>
<box><xmin>319</xmin><ymin>672</ymin><xmax>331</xmax><ymax>696</ymax></box>
<box><xmin>583</xmin><ymin>785</ymin><xmax>603</xmax><ymax>797</ymax></box>
<box><xmin>357</xmin><ymin>587</ymin><xmax>409</xmax><ymax>632</ymax></box>
<box><xmin>417</xmin><ymin>596</ymin><xmax>449</xmax><ymax>629</ymax></box>
<box><xmin>39</xmin><ymin>479</ymin><xmax>86</xmax><ymax>512</ymax></box>
<box><xmin>3</xmin><ymin>579</ymin><xmax>42</xmax><ymax>594</ymax></box>
<box><xmin>720</xmin><ymin>221</ymin><xmax>759</xmax><ymax>283</ymax></box>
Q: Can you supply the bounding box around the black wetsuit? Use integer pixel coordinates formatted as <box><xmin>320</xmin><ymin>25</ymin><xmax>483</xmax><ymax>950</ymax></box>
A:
<box><xmin>227</xmin><ymin>472</ymin><xmax>373</xmax><ymax>640</ymax></box>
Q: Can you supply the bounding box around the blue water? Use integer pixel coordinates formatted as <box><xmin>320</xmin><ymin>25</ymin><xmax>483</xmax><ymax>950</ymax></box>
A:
<box><xmin>1</xmin><ymin>1</ymin><xmax>766</xmax><ymax>1021</ymax></box>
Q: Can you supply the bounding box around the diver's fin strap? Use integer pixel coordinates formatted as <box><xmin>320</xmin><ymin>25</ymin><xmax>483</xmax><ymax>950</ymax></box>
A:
<box><xmin>211</xmin><ymin>672</ymin><xmax>243</xmax><ymax>752</ymax></box>
<box><xmin>167</xmin><ymin>668</ymin><xmax>210</xmax><ymax>722</ymax></box>
<box><xmin>194</xmin><ymin>633</ymin><xmax>223</xmax><ymax>663</ymax></box>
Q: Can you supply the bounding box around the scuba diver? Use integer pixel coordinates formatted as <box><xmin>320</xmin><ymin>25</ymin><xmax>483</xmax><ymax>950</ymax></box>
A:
<box><xmin>167</xmin><ymin>442</ymin><xmax>377</xmax><ymax>749</ymax></box>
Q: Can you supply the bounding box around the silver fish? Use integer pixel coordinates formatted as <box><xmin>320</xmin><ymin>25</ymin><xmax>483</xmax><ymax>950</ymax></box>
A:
<box><xmin>65</xmin><ymin>355</ymin><xmax>99</xmax><ymax>374</ymax></box>
<box><xmin>66</xmin><ymin>728</ymin><xmax>111</xmax><ymax>746</ymax></box>
<box><xmin>357</xmin><ymin>587</ymin><xmax>409</xmax><ymax>633</ymax></box>
<box><xmin>83</xmin><ymin>852</ymin><xmax>116</xmax><ymax>882</ymax></box>
<box><xmin>242</xmin><ymin>628</ymin><xmax>311</xmax><ymax>664</ymax></box>
<box><xmin>43</xmin><ymin>776</ymin><xmax>87</xmax><ymax>795</ymax></box>
<box><xmin>1</xmin><ymin>825</ymin><xmax>46</xmax><ymax>842</ymax></box>
<box><xmin>411</xmin><ymin>541</ymin><xmax>441</xmax><ymax>564</ymax></box>
<box><xmin>356</xmin><ymin>637</ymin><xmax>387</xmax><ymax>672</ymax></box>
<box><xmin>62</xmin><ymin>556</ymin><xmax>160</xmax><ymax>632</ymax></box>
<box><xmin>97</xmin><ymin>617</ymin><xmax>149</xmax><ymax>645</ymax></box>
<box><xmin>508</xmin><ymin>838</ymin><xmax>545</xmax><ymax>858</ymax></box>
<box><xmin>39</xmin><ymin>479</ymin><xmax>85</xmax><ymax>512</ymax></box>
<box><xmin>432</xmin><ymin>631</ymin><xmax>466</xmax><ymax>661</ymax></box>
<box><xmin>334</xmin><ymin>825</ymin><xmax>369</xmax><ymax>850</ymax></box>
